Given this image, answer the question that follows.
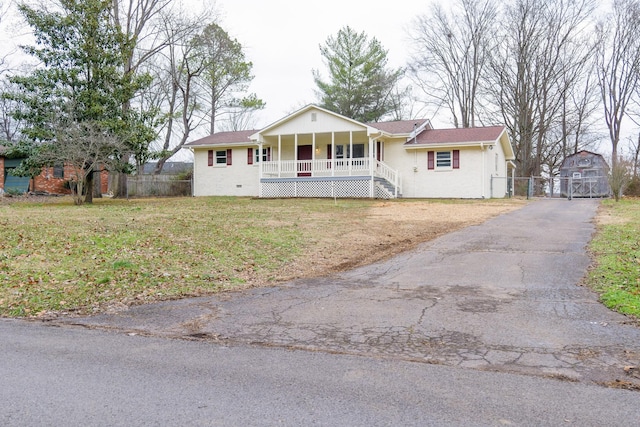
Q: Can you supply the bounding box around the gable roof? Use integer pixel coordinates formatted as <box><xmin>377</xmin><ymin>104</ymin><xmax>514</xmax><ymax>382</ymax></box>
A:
<box><xmin>564</xmin><ymin>150</ymin><xmax>605</xmax><ymax>159</ymax></box>
<box><xmin>368</xmin><ymin>119</ymin><xmax>431</xmax><ymax>135</ymax></box>
<box><xmin>184</xmin><ymin>130</ymin><xmax>258</xmax><ymax>148</ymax></box>
<box><xmin>409</xmin><ymin>126</ymin><xmax>506</xmax><ymax>145</ymax></box>
<box><xmin>183</xmin><ymin>108</ymin><xmax>513</xmax><ymax>161</ymax></box>
<box><xmin>252</xmin><ymin>104</ymin><xmax>372</xmax><ymax>140</ymax></box>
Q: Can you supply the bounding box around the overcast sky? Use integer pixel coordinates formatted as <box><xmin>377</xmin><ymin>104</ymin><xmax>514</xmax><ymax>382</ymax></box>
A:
<box><xmin>211</xmin><ymin>0</ymin><xmax>430</xmax><ymax>127</ymax></box>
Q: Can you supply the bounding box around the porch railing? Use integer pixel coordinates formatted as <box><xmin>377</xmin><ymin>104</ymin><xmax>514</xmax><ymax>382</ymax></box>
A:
<box><xmin>262</xmin><ymin>158</ymin><xmax>372</xmax><ymax>178</ymax></box>
<box><xmin>261</xmin><ymin>158</ymin><xmax>401</xmax><ymax>197</ymax></box>
<box><xmin>375</xmin><ymin>160</ymin><xmax>401</xmax><ymax>197</ymax></box>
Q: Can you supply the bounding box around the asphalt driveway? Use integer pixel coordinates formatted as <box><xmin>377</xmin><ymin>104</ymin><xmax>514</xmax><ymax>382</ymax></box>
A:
<box><xmin>56</xmin><ymin>199</ymin><xmax>640</xmax><ymax>388</ymax></box>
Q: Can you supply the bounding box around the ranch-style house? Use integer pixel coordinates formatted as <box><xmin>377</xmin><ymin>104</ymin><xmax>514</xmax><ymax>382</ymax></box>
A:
<box><xmin>185</xmin><ymin>104</ymin><xmax>516</xmax><ymax>199</ymax></box>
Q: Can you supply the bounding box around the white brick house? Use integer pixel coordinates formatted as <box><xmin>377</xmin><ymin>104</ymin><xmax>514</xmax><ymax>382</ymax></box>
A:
<box><xmin>185</xmin><ymin>104</ymin><xmax>516</xmax><ymax>199</ymax></box>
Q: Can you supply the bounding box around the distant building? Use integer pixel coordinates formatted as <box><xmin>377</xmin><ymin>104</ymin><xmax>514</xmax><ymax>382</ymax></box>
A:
<box><xmin>559</xmin><ymin>150</ymin><xmax>610</xmax><ymax>198</ymax></box>
<box><xmin>0</xmin><ymin>146</ymin><xmax>108</xmax><ymax>195</ymax></box>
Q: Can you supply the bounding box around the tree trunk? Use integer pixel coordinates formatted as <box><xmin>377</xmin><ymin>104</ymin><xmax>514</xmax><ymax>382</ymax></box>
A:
<box><xmin>85</xmin><ymin>170</ymin><xmax>94</xmax><ymax>204</ymax></box>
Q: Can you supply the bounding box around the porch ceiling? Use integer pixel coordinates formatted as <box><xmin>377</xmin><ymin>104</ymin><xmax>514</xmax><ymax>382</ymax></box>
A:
<box><xmin>260</xmin><ymin>130</ymin><xmax>369</xmax><ymax>146</ymax></box>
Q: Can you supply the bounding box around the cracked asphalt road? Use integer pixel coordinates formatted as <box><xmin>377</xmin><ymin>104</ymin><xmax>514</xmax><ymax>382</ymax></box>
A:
<box><xmin>55</xmin><ymin>199</ymin><xmax>640</xmax><ymax>388</ymax></box>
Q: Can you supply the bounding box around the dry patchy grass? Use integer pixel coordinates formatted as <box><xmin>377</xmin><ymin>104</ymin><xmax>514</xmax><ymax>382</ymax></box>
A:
<box><xmin>0</xmin><ymin>195</ymin><xmax>525</xmax><ymax>318</ymax></box>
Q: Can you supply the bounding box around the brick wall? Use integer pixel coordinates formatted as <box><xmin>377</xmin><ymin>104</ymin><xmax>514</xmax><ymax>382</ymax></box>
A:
<box><xmin>32</xmin><ymin>165</ymin><xmax>72</xmax><ymax>194</ymax></box>
<box><xmin>31</xmin><ymin>165</ymin><xmax>110</xmax><ymax>195</ymax></box>
<box><xmin>0</xmin><ymin>158</ymin><xmax>110</xmax><ymax>195</ymax></box>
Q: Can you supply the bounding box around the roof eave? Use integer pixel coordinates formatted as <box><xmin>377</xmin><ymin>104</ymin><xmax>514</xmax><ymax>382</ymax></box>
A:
<box><xmin>404</xmin><ymin>141</ymin><xmax>493</xmax><ymax>149</ymax></box>
<box><xmin>186</xmin><ymin>141</ymin><xmax>259</xmax><ymax>150</ymax></box>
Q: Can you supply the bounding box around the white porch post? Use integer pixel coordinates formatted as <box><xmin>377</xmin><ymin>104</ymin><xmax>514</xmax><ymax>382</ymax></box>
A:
<box><xmin>369</xmin><ymin>136</ymin><xmax>374</xmax><ymax>197</ymax></box>
<box><xmin>294</xmin><ymin>134</ymin><xmax>298</xmax><ymax>181</ymax></box>
<box><xmin>331</xmin><ymin>132</ymin><xmax>335</xmax><ymax>177</ymax></box>
<box><xmin>278</xmin><ymin>135</ymin><xmax>282</xmax><ymax>178</ymax></box>
<box><xmin>312</xmin><ymin>132</ymin><xmax>316</xmax><ymax>177</ymax></box>
<box><xmin>349</xmin><ymin>131</ymin><xmax>353</xmax><ymax>176</ymax></box>
<box><xmin>258</xmin><ymin>142</ymin><xmax>263</xmax><ymax>197</ymax></box>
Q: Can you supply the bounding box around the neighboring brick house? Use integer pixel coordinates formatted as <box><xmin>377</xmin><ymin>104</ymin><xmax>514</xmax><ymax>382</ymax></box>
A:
<box><xmin>0</xmin><ymin>147</ymin><xmax>108</xmax><ymax>195</ymax></box>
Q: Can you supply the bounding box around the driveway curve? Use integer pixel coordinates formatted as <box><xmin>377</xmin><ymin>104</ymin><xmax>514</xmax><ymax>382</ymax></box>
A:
<box><xmin>57</xmin><ymin>199</ymin><xmax>640</xmax><ymax>388</ymax></box>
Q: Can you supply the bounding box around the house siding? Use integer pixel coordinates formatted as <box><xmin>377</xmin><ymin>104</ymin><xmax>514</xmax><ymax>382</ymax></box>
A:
<box><xmin>193</xmin><ymin>147</ymin><xmax>259</xmax><ymax>196</ymax></box>
<box><xmin>387</xmin><ymin>131</ymin><xmax>512</xmax><ymax>199</ymax></box>
<box><xmin>262</xmin><ymin>109</ymin><xmax>366</xmax><ymax>136</ymax></box>
<box><xmin>185</xmin><ymin>105</ymin><xmax>516</xmax><ymax>200</ymax></box>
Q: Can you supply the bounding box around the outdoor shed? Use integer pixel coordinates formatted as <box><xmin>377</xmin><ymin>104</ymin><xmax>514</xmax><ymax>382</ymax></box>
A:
<box><xmin>559</xmin><ymin>150</ymin><xmax>610</xmax><ymax>198</ymax></box>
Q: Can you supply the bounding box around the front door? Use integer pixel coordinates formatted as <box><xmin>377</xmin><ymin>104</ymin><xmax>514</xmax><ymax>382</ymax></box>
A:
<box><xmin>297</xmin><ymin>145</ymin><xmax>312</xmax><ymax>177</ymax></box>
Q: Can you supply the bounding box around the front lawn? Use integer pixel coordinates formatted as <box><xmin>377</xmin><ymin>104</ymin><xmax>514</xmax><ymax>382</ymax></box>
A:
<box><xmin>588</xmin><ymin>198</ymin><xmax>640</xmax><ymax>320</ymax></box>
<box><xmin>0</xmin><ymin>196</ymin><xmax>522</xmax><ymax>318</ymax></box>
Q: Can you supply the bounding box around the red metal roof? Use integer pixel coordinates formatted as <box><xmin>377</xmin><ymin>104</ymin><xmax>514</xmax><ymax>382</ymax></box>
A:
<box><xmin>409</xmin><ymin>126</ymin><xmax>506</xmax><ymax>145</ymax></box>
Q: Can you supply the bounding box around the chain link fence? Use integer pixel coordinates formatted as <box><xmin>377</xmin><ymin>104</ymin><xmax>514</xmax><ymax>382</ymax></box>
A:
<box><xmin>492</xmin><ymin>176</ymin><xmax>610</xmax><ymax>199</ymax></box>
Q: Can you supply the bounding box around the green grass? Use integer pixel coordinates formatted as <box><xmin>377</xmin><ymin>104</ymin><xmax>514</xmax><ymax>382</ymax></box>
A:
<box><xmin>0</xmin><ymin>196</ymin><xmax>522</xmax><ymax>318</ymax></box>
<box><xmin>587</xmin><ymin>198</ymin><xmax>640</xmax><ymax>319</ymax></box>
<box><xmin>0</xmin><ymin>197</ymin><xmax>359</xmax><ymax>317</ymax></box>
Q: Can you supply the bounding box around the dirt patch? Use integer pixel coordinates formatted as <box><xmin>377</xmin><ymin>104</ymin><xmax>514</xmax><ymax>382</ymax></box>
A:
<box><xmin>273</xmin><ymin>200</ymin><xmax>527</xmax><ymax>283</ymax></box>
<box><xmin>52</xmin><ymin>197</ymin><xmax>523</xmax><ymax>295</ymax></box>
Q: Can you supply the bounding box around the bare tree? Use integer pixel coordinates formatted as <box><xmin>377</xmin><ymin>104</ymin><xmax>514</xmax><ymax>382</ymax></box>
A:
<box><xmin>0</xmin><ymin>80</ymin><xmax>24</xmax><ymax>143</ymax></box>
<box><xmin>109</xmin><ymin>0</ymin><xmax>173</xmax><ymax>197</ymax></box>
<box><xmin>487</xmin><ymin>0</ymin><xmax>596</xmax><ymax>177</ymax></box>
<box><xmin>595</xmin><ymin>0</ymin><xmax>640</xmax><ymax>168</ymax></box>
<box><xmin>409</xmin><ymin>0</ymin><xmax>497</xmax><ymax>128</ymax></box>
<box><xmin>144</xmin><ymin>10</ymin><xmax>210</xmax><ymax>174</ymax></box>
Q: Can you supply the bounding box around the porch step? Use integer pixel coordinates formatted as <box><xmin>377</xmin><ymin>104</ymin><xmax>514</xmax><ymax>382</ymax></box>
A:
<box><xmin>374</xmin><ymin>177</ymin><xmax>401</xmax><ymax>199</ymax></box>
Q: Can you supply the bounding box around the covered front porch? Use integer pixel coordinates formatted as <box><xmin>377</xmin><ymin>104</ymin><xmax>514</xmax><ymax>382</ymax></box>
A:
<box><xmin>258</xmin><ymin>158</ymin><xmax>400</xmax><ymax>199</ymax></box>
<box><xmin>250</xmin><ymin>105</ymin><xmax>401</xmax><ymax>198</ymax></box>
<box><xmin>254</xmin><ymin>132</ymin><xmax>400</xmax><ymax>198</ymax></box>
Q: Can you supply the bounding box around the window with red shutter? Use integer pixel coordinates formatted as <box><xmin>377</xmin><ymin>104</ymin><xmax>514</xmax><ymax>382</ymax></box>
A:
<box><xmin>427</xmin><ymin>151</ymin><xmax>434</xmax><ymax>170</ymax></box>
<box><xmin>453</xmin><ymin>150</ymin><xmax>460</xmax><ymax>169</ymax></box>
<box><xmin>208</xmin><ymin>150</ymin><xmax>213</xmax><ymax>166</ymax></box>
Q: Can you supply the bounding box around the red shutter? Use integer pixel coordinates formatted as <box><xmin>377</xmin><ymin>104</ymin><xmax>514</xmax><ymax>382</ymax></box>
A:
<box><xmin>453</xmin><ymin>150</ymin><xmax>460</xmax><ymax>169</ymax></box>
<box><xmin>427</xmin><ymin>151</ymin><xmax>434</xmax><ymax>170</ymax></box>
<box><xmin>327</xmin><ymin>145</ymin><xmax>332</xmax><ymax>159</ymax></box>
<box><xmin>208</xmin><ymin>150</ymin><xmax>213</xmax><ymax>166</ymax></box>
<box><xmin>247</xmin><ymin>148</ymin><xmax>253</xmax><ymax>165</ymax></box>
<box><xmin>226</xmin><ymin>149</ymin><xmax>232</xmax><ymax>166</ymax></box>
